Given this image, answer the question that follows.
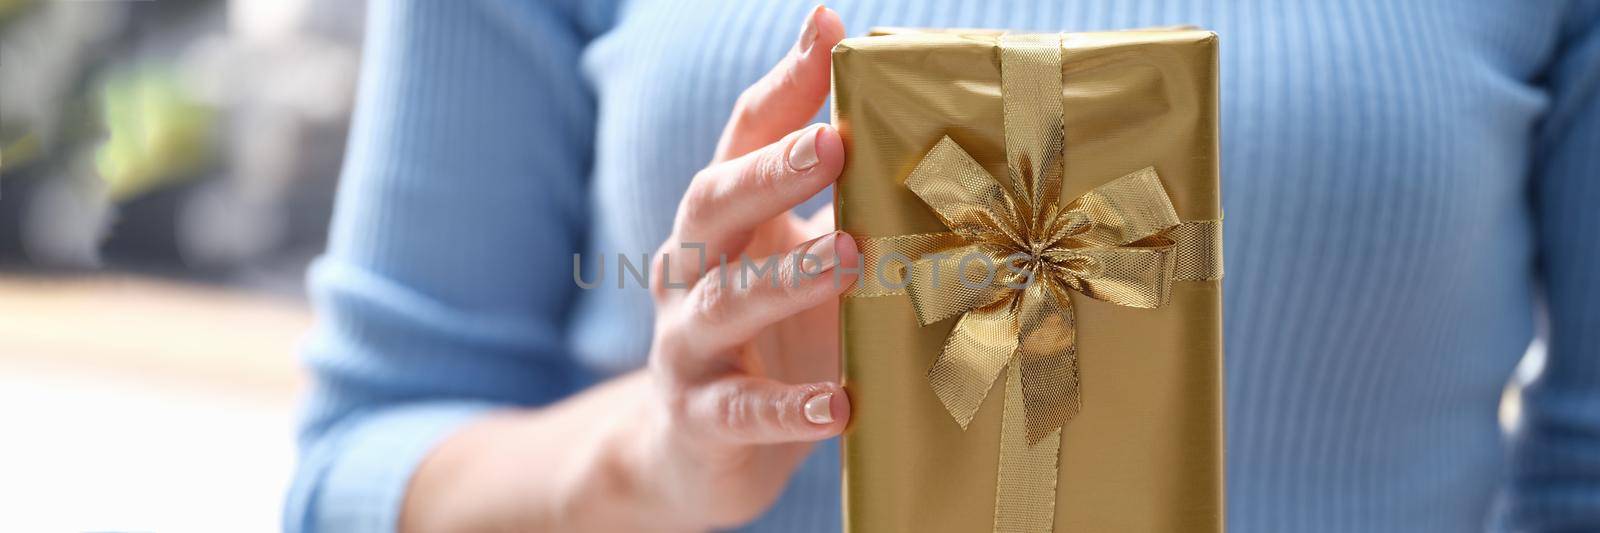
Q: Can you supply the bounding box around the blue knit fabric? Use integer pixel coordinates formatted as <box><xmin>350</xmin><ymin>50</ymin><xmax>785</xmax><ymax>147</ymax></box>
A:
<box><xmin>286</xmin><ymin>1</ymin><xmax>1600</xmax><ymax>531</ymax></box>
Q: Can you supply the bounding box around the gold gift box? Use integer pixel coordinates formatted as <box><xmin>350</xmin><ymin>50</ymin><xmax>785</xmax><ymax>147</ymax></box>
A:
<box><xmin>832</xmin><ymin>28</ymin><xmax>1224</xmax><ymax>532</ymax></box>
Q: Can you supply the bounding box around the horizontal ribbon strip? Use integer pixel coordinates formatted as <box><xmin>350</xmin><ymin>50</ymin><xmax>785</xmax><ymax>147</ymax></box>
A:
<box><xmin>847</xmin><ymin>219</ymin><xmax>1223</xmax><ymax>298</ymax></box>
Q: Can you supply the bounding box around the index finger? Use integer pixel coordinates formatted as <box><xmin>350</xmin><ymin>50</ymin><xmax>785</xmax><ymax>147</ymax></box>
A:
<box><xmin>713</xmin><ymin>5</ymin><xmax>845</xmax><ymax>162</ymax></box>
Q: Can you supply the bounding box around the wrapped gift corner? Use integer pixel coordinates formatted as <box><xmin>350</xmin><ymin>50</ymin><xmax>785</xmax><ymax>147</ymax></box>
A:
<box><xmin>833</xmin><ymin>28</ymin><xmax>1224</xmax><ymax>533</ymax></box>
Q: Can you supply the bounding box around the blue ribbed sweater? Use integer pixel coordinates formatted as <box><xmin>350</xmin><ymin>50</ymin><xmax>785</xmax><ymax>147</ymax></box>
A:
<box><xmin>286</xmin><ymin>1</ymin><xmax>1600</xmax><ymax>531</ymax></box>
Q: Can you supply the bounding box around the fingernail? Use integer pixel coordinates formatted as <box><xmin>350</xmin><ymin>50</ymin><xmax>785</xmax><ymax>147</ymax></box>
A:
<box><xmin>804</xmin><ymin>392</ymin><xmax>835</xmax><ymax>424</ymax></box>
<box><xmin>797</xmin><ymin>5</ymin><xmax>822</xmax><ymax>53</ymax></box>
<box><xmin>788</xmin><ymin>125</ymin><xmax>822</xmax><ymax>171</ymax></box>
<box><xmin>801</xmin><ymin>231</ymin><xmax>841</xmax><ymax>274</ymax></box>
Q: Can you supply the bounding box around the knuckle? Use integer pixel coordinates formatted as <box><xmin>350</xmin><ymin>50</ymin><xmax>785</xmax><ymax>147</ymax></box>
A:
<box><xmin>647</xmin><ymin>338</ymin><xmax>704</xmax><ymax>426</ymax></box>
<box><xmin>667</xmin><ymin>387</ymin><xmax>694</xmax><ymax>426</ymax></box>
<box><xmin>772</xmin><ymin>390</ymin><xmax>807</xmax><ymax>433</ymax></box>
<box><xmin>690</xmin><ymin>268</ymin><xmax>736</xmax><ymax>326</ymax></box>
<box><xmin>655</xmin><ymin>370</ymin><xmax>691</xmax><ymax>418</ymax></box>
<box><xmin>713</xmin><ymin>382</ymin><xmax>756</xmax><ymax>434</ymax></box>
<box><xmin>732</xmin><ymin>82</ymin><xmax>771</xmax><ymax>124</ymax></box>
<box><xmin>678</xmin><ymin>171</ymin><xmax>718</xmax><ymax>228</ymax></box>
<box><xmin>749</xmin><ymin>146</ymin><xmax>791</xmax><ymax>195</ymax></box>
<box><xmin>779</xmin><ymin>251</ymin><xmax>805</xmax><ymax>291</ymax></box>
<box><xmin>648</xmin><ymin>321</ymin><xmax>689</xmax><ymax>374</ymax></box>
<box><xmin>774</xmin><ymin>57</ymin><xmax>804</xmax><ymax>94</ymax></box>
<box><xmin>773</xmin><ymin>249</ymin><xmax>821</xmax><ymax>301</ymax></box>
<box><xmin>688</xmin><ymin>166</ymin><xmax>718</xmax><ymax>194</ymax></box>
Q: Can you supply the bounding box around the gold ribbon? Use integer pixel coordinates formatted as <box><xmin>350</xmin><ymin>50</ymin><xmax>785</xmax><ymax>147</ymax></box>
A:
<box><xmin>847</xmin><ymin>33</ymin><xmax>1223</xmax><ymax>532</ymax></box>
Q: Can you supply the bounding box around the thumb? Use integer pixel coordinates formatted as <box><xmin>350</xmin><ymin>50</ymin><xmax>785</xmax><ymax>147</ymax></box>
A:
<box><xmin>686</xmin><ymin>376</ymin><xmax>849</xmax><ymax>444</ymax></box>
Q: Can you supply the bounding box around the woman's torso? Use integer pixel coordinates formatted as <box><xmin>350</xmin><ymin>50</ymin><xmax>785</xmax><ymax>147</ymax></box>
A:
<box><xmin>566</xmin><ymin>1</ymin><xmax>1563</xmax><ymax>531</ymax></box>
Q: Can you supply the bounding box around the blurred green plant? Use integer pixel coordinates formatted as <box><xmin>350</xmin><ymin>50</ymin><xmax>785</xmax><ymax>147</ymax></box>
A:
<box><xmin>94</xmin><ymin>66</ymin><xmax>216</xmax><ymax>202</ymax></box>
<box><xmin>0</xmin><ymin>0</ymin><xmax>33</xmax><ymax>26</ymax></box>
<box><xmin>0</xmin><ymin>132</ymin><xmax>41</xmax><ymax>173</ymax></box>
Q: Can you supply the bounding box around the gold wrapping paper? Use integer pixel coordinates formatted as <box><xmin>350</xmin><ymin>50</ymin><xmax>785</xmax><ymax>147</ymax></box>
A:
<box><xmin>833</xmin><ymin>28</ymin><xmax>1224</xmax><ymax>533</ymax></box>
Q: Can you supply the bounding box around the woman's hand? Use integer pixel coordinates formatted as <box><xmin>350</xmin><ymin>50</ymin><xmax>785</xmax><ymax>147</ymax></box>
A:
<box><xmin>635</xmin><ymin>5</ymin><xmax>855</xmax><ymax>530</ymax></box>
<box><xmin>398</xmin><ymin>8</ymin><xmax>852</xmax><ymax>533</ymax></box>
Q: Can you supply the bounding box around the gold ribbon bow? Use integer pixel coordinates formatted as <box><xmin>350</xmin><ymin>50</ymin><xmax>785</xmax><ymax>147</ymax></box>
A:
<box><xmin>848</xmin><ymin>33</ymin><xmax>1223</xmax><ymax>532</ymax></box>
<box><xmin>907</xmin><ymin>144</ymin><xmax>1183</xmax><ymax>444</ymax></box>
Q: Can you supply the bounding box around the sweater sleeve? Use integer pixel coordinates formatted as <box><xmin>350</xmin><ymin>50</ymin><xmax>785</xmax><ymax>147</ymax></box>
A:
<box><xmin>1502</xmin><ymin>2</ymin><xmax>1600</xmax><ymax>530</ymax></box>
<box><xmin>283</xmin><ymin>1</ymin><xmax>609</xmax><ymax>531</ymax></box>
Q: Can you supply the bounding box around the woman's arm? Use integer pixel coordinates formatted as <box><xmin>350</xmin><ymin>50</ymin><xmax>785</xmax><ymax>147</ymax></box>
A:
<box><xmin>1501</xmin><ymin>3</ymin><xmax>1600</xmax><ymax>530</ymax></box>
<box><xmin>400</xmin><ymin>5</ymin><xmax>855</xmax><ymax>530</ymax></box>
<box><xmin>285</xmin><ymin>0</ymin><xmax>611</xmax><ymax>531</ymax></box>
<box><xmin>399</xmin><ymin>371</ymin><xmax>673</xmax><ymax>532</ymax></box>
<box><xmin>291</xmin><ymin>3</ymin><xmax>856</xmax><ymax>532</ymax></box>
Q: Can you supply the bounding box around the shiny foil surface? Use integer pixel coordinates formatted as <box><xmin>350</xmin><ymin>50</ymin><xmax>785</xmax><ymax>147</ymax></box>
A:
<box><xmin>832</xmin><ymin>28</ymin><xmax>1223</xmax><ymax>533</ymax></box>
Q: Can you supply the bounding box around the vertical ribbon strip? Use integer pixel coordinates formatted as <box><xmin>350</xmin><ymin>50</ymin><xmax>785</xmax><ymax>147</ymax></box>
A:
<box><xmin>846</xmin><ymin>33</ymin><xmax>1224</xmax><ymax>532</ymax></box>
<box><xmin>994</xmin><ymin>34</ymin><xmax>1070</xmax><ymax>533</ymax></box>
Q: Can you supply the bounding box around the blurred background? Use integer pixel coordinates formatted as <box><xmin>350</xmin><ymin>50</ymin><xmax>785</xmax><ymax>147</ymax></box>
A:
<box><xmin>1</xmin><ymin>0</ymin><xmax>363</xmax><ymax>530</ymax></box>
